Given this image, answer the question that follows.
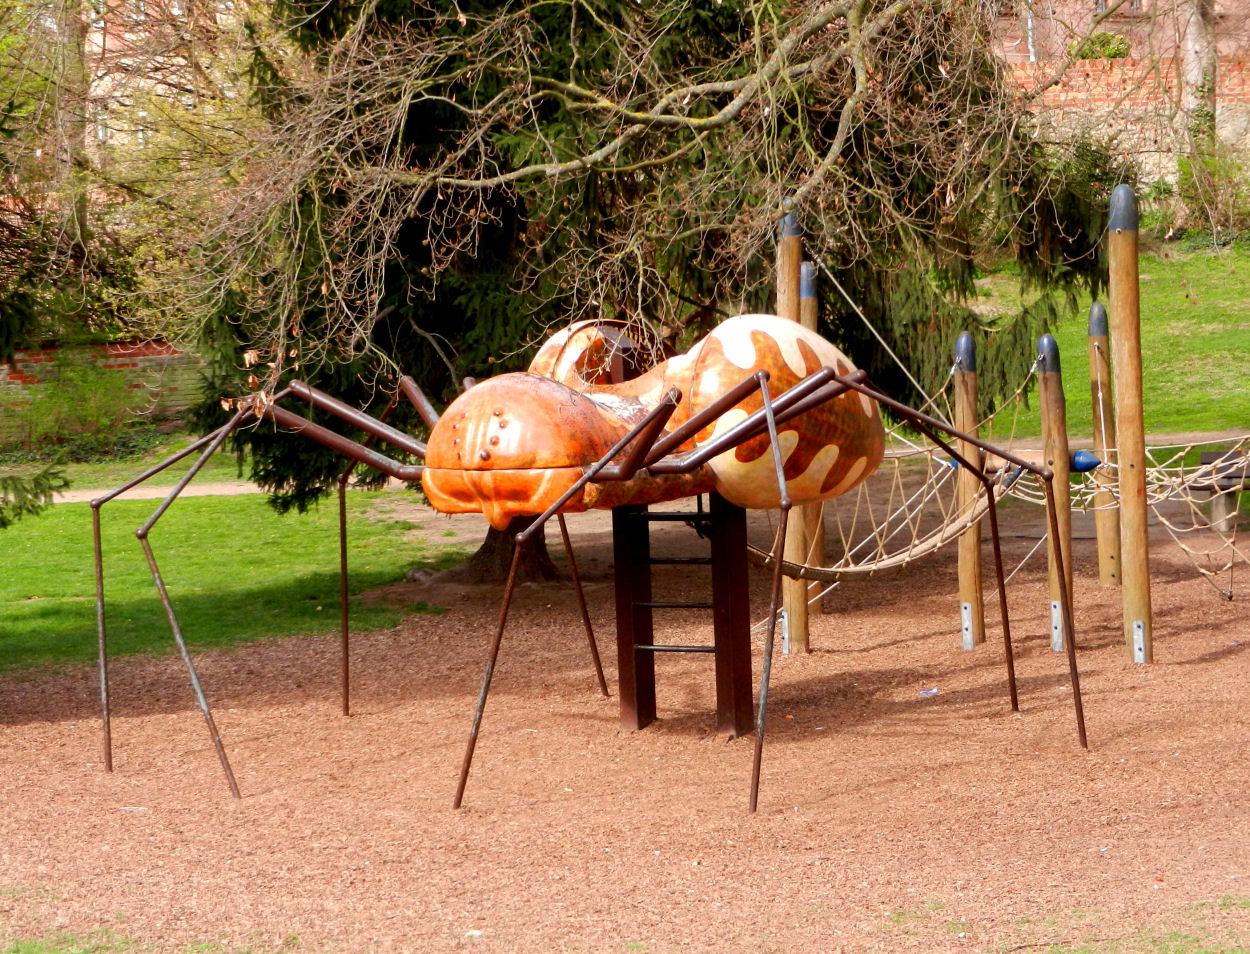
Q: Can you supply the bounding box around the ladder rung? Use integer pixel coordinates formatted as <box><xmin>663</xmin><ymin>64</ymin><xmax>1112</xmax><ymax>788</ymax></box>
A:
<box><xmin>638</xmin><ymin>512</ymin><xmax>711</xmax><ymax>523</ymax></box>
<box><xmin>635</xmin><ymin>644</ymin><xmax>717</xmax><ymax>654</ymax></box>
<box><xmin>637</xmin><ymin>600</ymin><xmax>715</xmax><ymax>609</ymax></box>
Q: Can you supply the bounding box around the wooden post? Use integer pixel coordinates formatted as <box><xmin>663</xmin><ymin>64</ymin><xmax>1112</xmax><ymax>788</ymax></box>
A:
<box><xmin>1038</xmin><ymin>334</ymin><xmax>1074</xmax><ymax>651</ymax></box>
<box><xmin>799</xmin><ymin>261</ymin><xmax>825</xmax><ymax>616</ymax></box>
<box><xmin>776</xmin><ymin>210</ymin><xmax>808</xmax><ymax>652</ymax></box>
<box><xmin>953</xmin><ymin>332</ymin><xmax>985</xmax><ymax>649</ymax></box>
<box><xmin>1108</xmin><ymin>184</ymin><xmax>1153</xmax><ymax>663</ymax></box>
<box><xmin>1087</xmin><ymin>302</ymin><xmax>1121</xmax><ymax>585</ymax></box>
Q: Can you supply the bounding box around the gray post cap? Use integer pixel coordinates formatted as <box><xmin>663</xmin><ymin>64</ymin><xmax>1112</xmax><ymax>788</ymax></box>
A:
<box><xmin>1108</xmin><ymin>184</ymin><xmax>1138</xmax><ymax>232</ymax></box>
<box><xmin>1088</xmin><ymin>301</ymin><xmax>1108</xmax><ymax>336</ymax></box>
<box><xmin>954</xmin><ymin>331</ymin><xmax>976</xmax><ymax>371</ymax></box>
<box><xmin>778</xmin><ymin>211</ymin><xmax>802</xmax><ymax>238</ymax></box>
<box><xmin>800</xmin><ymin>261</ymin><xmax>817</xmax><ymax>298</ymax></box>
<box><xmin>1037</xmin><ymin>333</ymin><xmax>1061</xmax><ymax>373</ymax></box>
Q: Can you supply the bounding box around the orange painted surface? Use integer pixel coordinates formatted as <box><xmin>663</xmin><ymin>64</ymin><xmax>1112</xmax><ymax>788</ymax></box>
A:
<box><xmin>422</xmin><ymin>314</ymin><xmax>885</xmax><ymax>528</ymax></box>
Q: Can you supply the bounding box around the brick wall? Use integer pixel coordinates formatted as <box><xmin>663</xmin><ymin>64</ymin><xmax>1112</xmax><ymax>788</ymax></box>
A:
<box><xmin>1</xmin><ymin>340</ymin><xmax>204</xmax><ymax>418</ymax></box>
<box><xmin>1009</xmin><ymin>58</ymin><xmax>1250</xmax><ymax>180</ymax></box>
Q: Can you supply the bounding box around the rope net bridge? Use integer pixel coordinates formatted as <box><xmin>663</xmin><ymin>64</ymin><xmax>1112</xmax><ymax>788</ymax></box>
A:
<box><xmin>750</xmin><ymin>361</ymin><xmax>1250</xmax><ymax>606</ymax></box>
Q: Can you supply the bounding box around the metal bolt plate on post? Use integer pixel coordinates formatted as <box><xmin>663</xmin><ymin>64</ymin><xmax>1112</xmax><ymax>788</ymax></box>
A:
<box><xmin>961</xmin><ymin>602</ymin><xmax>975</xmax><ymax>651</ymax></box>
<box><xmin>1051</xmin><ymin>601</ymin><xmax>1065</xmax><ymax>652</ymax></box>
<box><xmin>1132</xmin><ymin>619</ymin><xmax>1147</xmax><ymax>664</ymax></box>
<box><xmin>780</xmin><ymin>609</ymin><xmax>790</xmax><ymax>656</ymax></box>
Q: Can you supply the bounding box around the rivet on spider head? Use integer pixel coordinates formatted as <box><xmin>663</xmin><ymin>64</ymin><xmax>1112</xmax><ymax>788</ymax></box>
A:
<box><xmin>480</xmin><ymin>450</ymin><xmax>491</xmax><ymax>461</ymax></box>
<box><xmin>493</xmin><ymin>408</ymin><xmax>503</xmax><ymax>416</ymax></box>
<box><xmin>489</xmin><ymin>436</ymin><xmax>499</xmax><ymax>445</ymax></box>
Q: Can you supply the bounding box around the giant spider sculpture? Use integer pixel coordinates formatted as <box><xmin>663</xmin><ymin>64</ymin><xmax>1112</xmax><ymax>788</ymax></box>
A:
<box><xmin>91</xmin><ymin>314</ymin><xmax>1086</xmax><ymax>811</ymax></box>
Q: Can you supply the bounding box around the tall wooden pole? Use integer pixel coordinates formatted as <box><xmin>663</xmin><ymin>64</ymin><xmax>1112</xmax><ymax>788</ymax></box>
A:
<box><xmin>776</xmin><ymin>210</ymin><xmax>809</xmax><ymax>652</ymax></box>
<box><xmin>799</xmin><ymin>261</ymin><xmax>825</xmax><ymax>616</ymax></box>
<box><xmin>953</xmin><ymin>332</ymin><xmax>985</xmax><ymax>649</ymax></box>
<box><xmin>1087</xmin><ymin>302</ymin><xmax>1121</xmax><ymax>585</ymax></box>
<box><xmin>1108</xmin><ymin>184</ymin><xmax>1153</xmax><ymax>663</ymax></box>
<box><xmin>1038</xmin><ymin>334</ymin><xmax>1074</xmax><ymax>651</ymax></box>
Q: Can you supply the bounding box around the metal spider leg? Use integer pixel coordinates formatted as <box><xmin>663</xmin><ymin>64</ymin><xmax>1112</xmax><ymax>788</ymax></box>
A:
<box><xmin>94</xmin><ymin>386</ymin><xmax>433</xmax><ymax>795</ymax></box>
<box><xmin>828</xmin><ymin>374</ymin><xmax>1088</xmax><ymax>750</ymax></box>
<box><xmin>557</xmin><ymin>513</ymin><xmax>610</xmax><ymax>699</ymax></box>
<box><xmin>91</xmin><ymin>407</ymin><xmax>252</xmax><ymax>774</ymax></box>
<box><xmin>333</xmin><ymin>392</ymin><xmax>401</xmax><ymax>717</ymax></box>
<box><xmin>749</xmin><ymin>375</ymin><xmax>792</xmax><ymax>814</ymax></box>
<box><xmin>452</xmin><ymin>390</ymin><xmax>683</xmax><ymax>809</ymax></box>
<box><xmin>129</xmin><ymin>404</ymin><xmax>254</xmax><ymax>797</ymax></box>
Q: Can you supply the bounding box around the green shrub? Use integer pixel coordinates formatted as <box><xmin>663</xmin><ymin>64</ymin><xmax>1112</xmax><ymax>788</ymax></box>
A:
<box><xmin>1177</xmin><ymin>147</ymin><xmax>1250</xmax><ymax>241</ymax></box>
<box><xmin>0</xmin><ymin>354</ymin><xmax>143</xmax><ymax>451</ymax></box>
<box><xmin>1070</xmin><ymin>32</ymin><xmax>1131</xmax><ymax>59</ymax></box>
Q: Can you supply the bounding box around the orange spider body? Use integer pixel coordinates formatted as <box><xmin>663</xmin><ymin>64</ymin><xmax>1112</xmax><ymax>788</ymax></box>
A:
<box><xmin>421</xmin><ymin>314</ymin><xmax>885</xmax><ymax>528</ymax></box>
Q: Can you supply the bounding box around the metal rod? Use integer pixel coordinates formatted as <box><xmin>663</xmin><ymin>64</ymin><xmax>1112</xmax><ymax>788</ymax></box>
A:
<box><xmin>399</xmin><ymin>375</ymin><xmax>440</xmax><ymax>429</ymax></box>
<box><xmin>750</xmin><ymin>375</ymin><xmax>791</xmax><ymax>812</ymax></box>
<box><xmin>643</xmin><ymin>374</ymin><xmax>767</xmax><ymax>464</ymax></box>
<box><xmin>332</xmin><ymin>392</ymin><xmax>400</xmax><ymax>718</ymax></box>
<box><xmin>89</xmin><ymin>415</ymin><xmax>237</xmax><ymax>509</ymax></box>
<box><xmin>288</xmin><ymin>380</ymin><xmax>426</xmax><ymax>458</ymax></box>
<box><xmin>750</xmin><ymin>507</ymin><xmax>789</xmax><ymax>814</ymax></box>
<box><xmin>635</xmin><ymin>645</ymin><xmax>717</xmax><ymax>654</ymax></box>
<box><xmin>982</xmin><ymin>472</ymin><xmax>1019</xmax><ymax>712</ymax></box>
<box><xmin>1043</xmin><ymin>478</ymin><xmax>1089</xmax><ymax>749</ymax></box>
<box><xmin>338</xmin><ymin>478</ymin><xmax>351</xmax><ymax>717</ymax></box>
<box><xmin>516</xmin><ymin>393</ymin><xmax>682</xmax><ymax>545</ymax></box>
<box><xmin>557</xmin><ymin>514</ymin><xmax>609</xmax><ymax>698</ymax></box>
<box><xmin>137</xmin><ymin>406</ymin><xmax>250</xmax><ymax>537</ymax></box>
<box><xmin>91</xmin><ymin>504</ymin><xmax>112</xmax><ymax>772</ymax></box>
<box><xmin>594</xmin><ymin>388</ymin><xmax>683</xmax><ymax>481</ymax></box>
<box><xmin>137</xmin><ymin>535</ymin><xmax>241</xmax><ymax>798</ymax></box>
<box><xmin>898</xmin><ymin>415</ymin><xmax>1022</xmax><ymax>712</ymax></box>
<box><xmin>649</xmin><ymin>370</ymin><xmax>863</xmax><ymax>475</ymax></box>
<box><xmin>454</xmin><ymin>543</ymin><xmax>525</xmax><ymax>809</ymax></box>
<box><xmin>263</xmin><ymin>406</ymin><xmax>423</xmax><ymax>485</ymax></box>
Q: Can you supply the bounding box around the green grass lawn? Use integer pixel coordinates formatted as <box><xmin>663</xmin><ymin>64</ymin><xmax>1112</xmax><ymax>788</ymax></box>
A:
<box><xmin>978</xmin><ymin>243</ymin><xmax>1250</xmax><ymax>442</ymax></box>
<box><xmin>0</xmin><ymin>492</ymin><xmax>466</xmax><ymax>673</ymax></box>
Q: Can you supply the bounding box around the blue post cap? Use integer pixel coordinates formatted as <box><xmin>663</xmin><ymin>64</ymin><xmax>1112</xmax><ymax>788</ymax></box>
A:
<box><xmin>953</xmin><ymin>331</ymin><xmax>976</xmax><ymax>372</ymax></box>
<box><xmin>778</xmin><ymin>210</ymin><xmax>802</xmax><ymax>238</ymax></box>
<box><xmin>1071</xmin><ymin>450</ymin><xmax>1101</xmax><ymax>472</ymax></box>
<box><xmin>1038</xmin><ymin>333</ymin><xmax>1061</xmax><ymax>373</ymax></box>
<box><xmin>1108</xmin><ymin>184</ymin><xmax>1138</xmax><ymax>232</ymax></box>
<box><xmin>1088</xmin><ymin>301</ymin><xmax>1109</xmax><ymax>337</ymax></box>
<box><xmin>800</xmin><ymin>261</ymin><xmax>817</xmax><ymax>298</ymax></box>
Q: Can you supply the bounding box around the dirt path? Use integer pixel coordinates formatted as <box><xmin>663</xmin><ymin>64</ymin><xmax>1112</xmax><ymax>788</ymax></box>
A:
<box><xmin>3</xmin><ymin>498</ymin><xmax>1250</xmax><ymax>953</ymax></box>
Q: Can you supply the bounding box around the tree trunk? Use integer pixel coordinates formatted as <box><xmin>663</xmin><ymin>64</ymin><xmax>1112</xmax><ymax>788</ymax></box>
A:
<box><xmin>1181</xmin><ymin>0</ymin><xmax>1217</xmax><ymax>139</ymax></box>
<box><xmin>53</xmin><ymin>0</ymin><xmax>91</xmax><ymax>262</ymax></box>
<box><xmin>424</xmin><ymin>515</ymin><xmax>562</xmax><ymax>584</ymax></box>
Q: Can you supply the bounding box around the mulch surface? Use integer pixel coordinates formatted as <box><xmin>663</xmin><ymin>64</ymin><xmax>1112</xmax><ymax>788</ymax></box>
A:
<box><xmin>2</xmin><ymin>503</ymin><xmax>1249</xmax><ymax>953</ymax></box>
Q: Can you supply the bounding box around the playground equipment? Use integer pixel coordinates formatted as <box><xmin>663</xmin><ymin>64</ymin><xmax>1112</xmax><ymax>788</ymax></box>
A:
<box><xmin>91</xmin><ymin>312</ymin><xmax>1088</xmax><ymax>811</ymax></box>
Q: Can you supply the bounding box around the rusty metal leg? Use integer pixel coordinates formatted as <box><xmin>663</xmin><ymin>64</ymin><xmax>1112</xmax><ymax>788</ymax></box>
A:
<box><xmin>137</xmin><ymin>535</ymin><xmax>241</xmax><ymax>798</ymax></box>
<box><xmin>750</xmin><ymin>373</ymin><xmax>792</xmax><ymax>813</ymax></box>
<box><xmin>982</xmin><ymin>480</ymin><xmax>1019</xmax><ymax>712</ymax></box>
<box><xmin>751</xmin><ymin>507</ymin><xmax>790</xmax><ymax>814</ymax></box>
<box><xmin>339</xmin><ymin>478</ymin><xmax>351</xmax><ymax>716</ymax></box>
<box><xmin>557</xmin><ymin>514</ymin><xmax>609</xmax><ymax>698</ymax></box>
<box><xmin>454</xmin><ymin>543</ymin><xmax>525</xmax><ymax>809</ymax></box>
<box><xmin>1043</xmin><ymin>478</ymin><xmax>1088</xmax><ymax>749</ymax></box>
<box><xmin>91</xmin><ymin>505</ymin><xmax>112</xmax><ymax>772</ymax></box>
